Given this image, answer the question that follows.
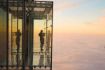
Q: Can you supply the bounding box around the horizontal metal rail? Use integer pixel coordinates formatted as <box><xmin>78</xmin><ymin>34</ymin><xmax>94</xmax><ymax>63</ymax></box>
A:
<box><xmin>0</xmin><ymin>1</ymin><xmax>53</xmax><ymax>8</ymax></box>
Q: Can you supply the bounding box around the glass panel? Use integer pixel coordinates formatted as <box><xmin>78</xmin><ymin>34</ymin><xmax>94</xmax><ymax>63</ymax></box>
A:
<box><xmin>0</xmin><ymin>6</ymin><xmax>7</xmax><ymax>66</ymax></box>
<box><xmin>45</xmin><ymin>9</ymin><xmax>53</xmax><ymax>67</ymax></box>
<box><xmin>33</xmin><ymin>7</ymin><xmax>53</xmax><ymax>70</ymax></box>
<box><xmin>8</xmin><ymin>1</ymin><xmax>23</xmax><ymax>68</ymax></box>
<box><xmin>0</xmin><ymin>1</ymin><xmax>53</xmax><ymax>70</ymax></box>
<box><xmin>33</xmin><ymin>19</ymin><xmax>45</xmax><ymax>66</ymax></box>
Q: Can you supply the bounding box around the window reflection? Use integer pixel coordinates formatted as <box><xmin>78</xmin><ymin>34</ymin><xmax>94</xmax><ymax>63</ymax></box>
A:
<box><xmin>0</xmin><ymin>8</ymin><xmax>7</xmax><ymax>66</ymax></box>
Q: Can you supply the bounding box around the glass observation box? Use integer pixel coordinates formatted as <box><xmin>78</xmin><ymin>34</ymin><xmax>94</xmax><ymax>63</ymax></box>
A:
<box><xmin>0</xmin><ymin>0</ymin><xmax>53</xmax><ymax>70</ymax></box>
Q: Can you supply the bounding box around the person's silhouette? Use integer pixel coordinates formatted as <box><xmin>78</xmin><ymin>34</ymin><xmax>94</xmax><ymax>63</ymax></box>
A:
<box><xmin>39</xmin><ymin>30</ymin><xmax>45</xmax><ymax>52</ymax></box>
<box><xmin>15</xmin><ymin>29</ymin><xmax>21</xmax><ymax>65</ymax></box>
<box><xmin>16</xmin><ymin>29</ymin><xmax>21</xmax><ymax>48</ymax></box>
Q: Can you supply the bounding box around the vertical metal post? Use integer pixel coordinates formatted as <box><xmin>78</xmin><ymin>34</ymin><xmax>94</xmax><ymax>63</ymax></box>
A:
<box><xmin>22</xmin><ymin>0</ymin><xmax>24</xmax><ymax>69</ymax></box>
<box><xmin>6</xmin><ymin>0</ymin><xmax>9</xmax><ymax>70</ymax></box>
<box><xmin>17</xmin><ymin>2</ymin><xmax>19</xmax><ymax>30</ymax></box>
<box><xmin>16</xmin><ymin>1</ymin><xmax>20</xmax><ymax>69</ymax></box>
<box><xmin>29</xmin><ymin>14</ymin><xmax>34</xmax><ymax>70</ymax></box>
<box><xmin>16</xmin><ymin>1</ymin><xmax>19</xmax><ymax>69</ymax></box>
<box><xmin>11</xmin><ymin>14</ymin><xmax>13</xmax><ymax>65</ymax></box>
<box><xmin>22</xmin><ymin>0</ymin><xmax>26</xmax><ymax>70</ymax></box>
<box><xmin>46</xmin><ymin>15</ymin><xmax>48</xmax><ymax>52</ymax></box>
<box><xmin>51</xmin><ymin>2</ymin><xmax>53</xmax><ymax>70</ymax></box>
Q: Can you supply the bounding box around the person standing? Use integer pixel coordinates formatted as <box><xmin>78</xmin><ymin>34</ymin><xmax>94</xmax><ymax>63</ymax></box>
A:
<box><xmin>39</xmin><ymin>30</ymin><xmax>45</xmax><ymax>52</ymax></box>
<box><xmin>15</xmin><ymin>29</ymin><xmax>21</xmax><ymax>65</ymax></box>
<box><xmin>16</xmin><ymin>29</ymin><xmax>21</xmax><ymax>48</ymax></box>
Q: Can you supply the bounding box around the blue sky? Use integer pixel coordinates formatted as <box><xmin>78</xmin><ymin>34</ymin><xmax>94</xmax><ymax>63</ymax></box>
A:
<box><xmin>37</xmin><ymin>0</ymin><xmax>105</xmax><ymax>35</ymax></box>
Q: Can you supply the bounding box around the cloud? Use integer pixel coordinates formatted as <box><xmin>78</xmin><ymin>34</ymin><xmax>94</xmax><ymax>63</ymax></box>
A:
<box><xmin>81</xmin><ymin>16</ymin><xmax>105</xmax><ymax>34</ymax></box>
<box><xmin>92</xmin><ymin>16</ymin><xmax>105</xmax><ymax>25</ymax></box>
<box><xmin>101</xmin><ymin>9</ymin><xmax>105</xmax><ymax>14</ymax></box>
<box><xmin>99</xmin><ymin>16</ymin><xmax>105</xmax><ymax>23</ymax></box>
<box><xmin>54</xmin><ymin>15</ymin><xmax>105</xmax><ymax>35</ymax></box>
<box><xmin>55</xmin><ymin>2</ymin><xmax>78</xmax><ymax>12</ymax></box>
<box><xmin>54</xmin><ymin>0</ymin><xmax>91</xmax><ymax>13</ymax></box>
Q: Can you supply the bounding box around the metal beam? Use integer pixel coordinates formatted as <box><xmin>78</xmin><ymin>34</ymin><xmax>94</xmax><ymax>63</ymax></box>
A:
<box><xmin>0</xmin><ymin>1</ymin><xmax>53</xmax><ymax>8</ymax></box>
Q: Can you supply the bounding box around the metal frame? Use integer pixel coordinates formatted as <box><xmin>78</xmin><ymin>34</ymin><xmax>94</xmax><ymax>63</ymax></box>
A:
<box><xmin>7</xmin><ymin>0</ymin><xmax>9</xmax><ymax>70</ymax></box>
<box><xmin>0</xmin><ymin>0</ymin><xmax>53</xmax><ymax>70</ymax></box>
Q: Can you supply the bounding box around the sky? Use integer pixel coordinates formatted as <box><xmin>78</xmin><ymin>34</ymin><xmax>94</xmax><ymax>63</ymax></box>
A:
<box><xmin>36</xmin><ymin>1</ymin><xmax>105</xmax><ymax>70</ymax></box>
<box><xmin>38</xmin><ymin>0</ymin><xmax>105</xmax><ymax>35</ymax></box>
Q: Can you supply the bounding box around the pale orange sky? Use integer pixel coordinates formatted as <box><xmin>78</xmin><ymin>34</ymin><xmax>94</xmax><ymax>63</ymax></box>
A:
<box><xmin>54</xmin><ymin>16</ymin><xmax>105</xmax><ymax>35</ymax></box>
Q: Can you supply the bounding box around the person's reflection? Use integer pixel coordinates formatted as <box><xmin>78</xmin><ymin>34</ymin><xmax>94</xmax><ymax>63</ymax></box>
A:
<box><xmin>16</xmin><ymin>29</ymin><xmax>21</xmax><ymax>48</ymax></box>
<box><xmin>39</xmin><ymin>53</ymin><xmax>44</xmax><ymax>67</ymax></box>
<box><xmin>39</xmin><ymin>30</ymin><xmax>45</xmax><ymax>52</ymax></box>
<box><xmin>15</xmin><ymin>29</ymin><xmax>21</xmax><ymax>65</ymax></box>
<box><xmin>46</xmin><ymin>30</ymin><xmax>51</xmax><ymax>52</ymax></box>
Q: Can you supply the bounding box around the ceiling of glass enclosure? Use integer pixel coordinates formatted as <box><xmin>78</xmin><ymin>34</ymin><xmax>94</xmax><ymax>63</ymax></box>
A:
<box><xmin>8</xmin><ymin>1</ymin><xmax>53</xmax><ymax>19</ymax></box>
